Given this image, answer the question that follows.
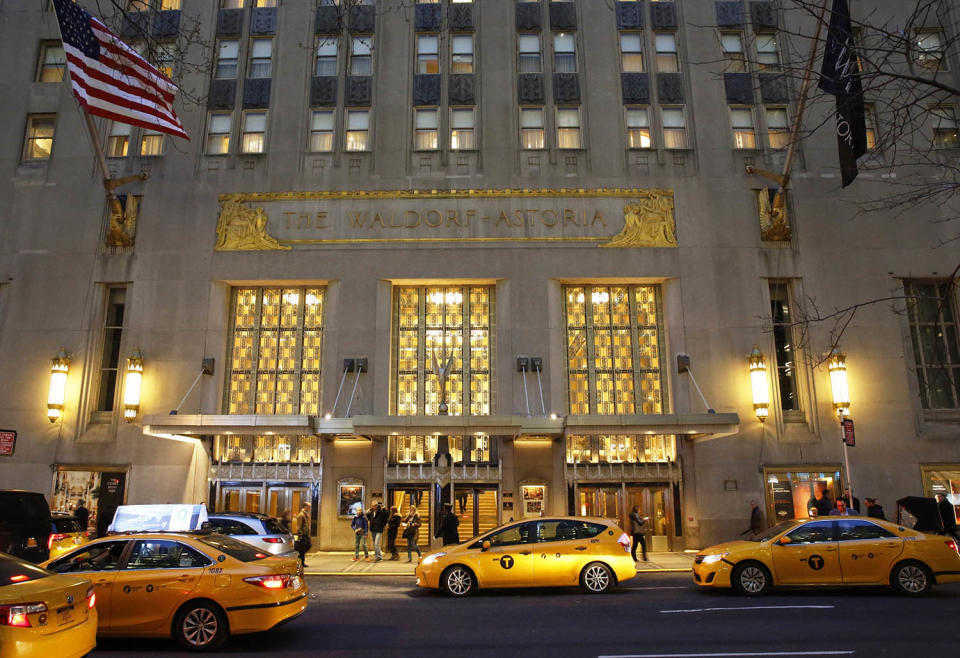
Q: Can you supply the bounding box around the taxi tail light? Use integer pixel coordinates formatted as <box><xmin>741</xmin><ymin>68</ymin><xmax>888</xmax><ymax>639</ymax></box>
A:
<box><xmin>262</xmin><ymin>537</ymin><xmax>283</xmax><ymax>543</ymax></box>
<box><xmin>243</xmin><ymin>575</ymin><xmax>291</xmax><ymax>589</ymax></box>
<box><xmin>947</xmin><ymin>540</ymin><xmax>959</xmax><ymax>555</ymax></box>
<box><xmin>0</xmin><ymin>603</ymin><xmax>47</xmax><ymax>627</ymax></box>
<box><xmin>87</xmin><ymin>586</ymin><xmax>96</xmax><ymax>609</ymax></box>
<box><xmin>49</xmin><ymin>533</ymin><xmax>68</xmax><ymax>549</ymax></box>
<box><xmin>617</xmin><ymin>532</ymin><xmax>632</xmax><ymax>553</ymax></box>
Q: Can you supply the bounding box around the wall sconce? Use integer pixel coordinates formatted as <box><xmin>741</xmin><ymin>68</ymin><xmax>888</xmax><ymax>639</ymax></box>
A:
<box><xmin>123</xmin><ymin>349</ymin><xmax>143</xmax><ymax>422</ymax></box>
<box><xmin>827</xmin><ymin>347</ymin><xmax>850</xmax><ymax>418</ymax></box>
<box><xmin>47</xmin><ymin>348</ymin><xmax>70</xmax><ymax>423</ymax></box>
<box><xmin>748</xmin><ymin>346</ymin><xmax>769</xmax><ymax>422</ymax></box>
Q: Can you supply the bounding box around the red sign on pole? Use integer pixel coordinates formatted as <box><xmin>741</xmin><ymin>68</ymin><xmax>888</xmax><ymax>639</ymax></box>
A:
<box><xmin>842</xmin><ymin>418</ymin><xmax>855</xmax><ymax>447</ymax></box>
<box><xmin>0</xmin><ymin>430</ymin><xmax>16</xmax><ymax>456</ymax></box>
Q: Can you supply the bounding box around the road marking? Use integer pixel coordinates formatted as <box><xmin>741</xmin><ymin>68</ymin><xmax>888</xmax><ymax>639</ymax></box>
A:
<box><xmin>660</xmin><ymin>605</ymin><xmax>835</xmax><ymax>614</ymax></box>
<box><xmin>599</xmin><ymin>651</ymin><xmax>854</xmax><ymax>658</ymax></box>
<box><xmin>628</xmin><ymin>586</ymin><xmax>689</xmax><ymax>590</ymax></box>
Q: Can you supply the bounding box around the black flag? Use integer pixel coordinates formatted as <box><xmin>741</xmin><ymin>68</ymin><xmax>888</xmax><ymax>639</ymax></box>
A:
<box><xmin>818</xmin><ymin>0</ymin><xmax>867</xmax><ymax>187</ymax></box>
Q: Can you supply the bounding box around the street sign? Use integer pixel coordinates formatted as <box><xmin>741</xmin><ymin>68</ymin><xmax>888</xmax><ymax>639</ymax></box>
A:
<box><xmin>842</xmin><ymin>418</ymin><xmax>855</xmax><ymax>446</ymax></box>
<box><xmin>0</xmin><ymin>430</ymin><xmax>15</xmax><ymax>456</ymax></box>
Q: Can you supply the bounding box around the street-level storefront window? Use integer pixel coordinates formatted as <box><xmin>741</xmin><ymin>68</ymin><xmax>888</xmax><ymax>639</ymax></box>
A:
<box><xmin>392</xmin><ymin>286</ymin><xmax>493</xmax><ymax>416</ymax></box>
<box><xmin>763</xmin><ymin>467</ymin><xmax>844</xmax><ymax>523</ymax></box>
<box><xmin>921</xmin><ymin>465</ymin><xmax>960</xmax><ymax>524</ymax></box>
<box><xmin>566</xmin><ymin>434</ymin><xmax>675</xmax><ymax>463</ymax></box>
<box><xmin>387</xmin><ymin>435</ymin><xmax>495</xmax><ymax>464</ymax></box>
<box><xmin>225</xmin><ymin>287</ymin><xmax>325</xmax><ymax>415</ymax></box>
<box><xmin>213</xmin><ymin>435</ymin><xmax>320</xmax><ymax>463</ymax></box>
<box><xmin>564</xmin><ymin>284</ymin><xmax>666</xmax><ymax>415</ymax></box>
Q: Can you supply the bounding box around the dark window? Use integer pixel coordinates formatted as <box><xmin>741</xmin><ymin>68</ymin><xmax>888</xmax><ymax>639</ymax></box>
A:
<box><xmin>96</xmin><ymin>287</ymin><xmax>126</xmax><ymax>413</ymax></box>
<box><xmin>536</xmin><ymin>520</ymin><xmax>605</xmax><ymax>542</ymax></box>
<box><xmin>785</xmin><ymin>521</ymin><xmax>834</xmax><ymax>544</ymax></box>
<box><xmin>48</xmin><ymin>540</ymin><xmax>129</xmax><ymax>573</ymax></box>
<box><xmin>905</xmin><ymin>281</ymin><xmax>960</xmax><ymax>409</ymax></box>
<box><xmin>210</xmin><ymin>518</ymin><xmax>258</xmax><ymax>535</ymax></box>
<box><xmin>52</xmin><ymin>517</ymin><xmax>81</xmax><ymax>534</ymax></box>
<box><xmin>482</xmin><ymin>523</ymin><xmax>532</xmax><ymax>547</ymax></box>
<box><xmin>0</xmin><ymin>492</ymin><xmax>49</xmax><ymax>522</ymax></box>
<box><xmin>198</xmin><ymin>534</ymin><xmax>270</xmax><ymax>561</ymax></box>
<box><xmin>125</xmin><ymin>540</ymin><xmax>211</xmax><ymax>569</ymax></box>
<box><xmin>837</xmin><ymin>520</ymin><xmax>896</xmax><ymax>541</ymax></box>
<box><xmin>263</xmin><ymin>518</ymin><xmax>286</xmax><ymax>534</ymax></box>
<box><xmin>769</xmin><ymin>281</ymin><xmax>800</xmax><ymax>412</ymax></box>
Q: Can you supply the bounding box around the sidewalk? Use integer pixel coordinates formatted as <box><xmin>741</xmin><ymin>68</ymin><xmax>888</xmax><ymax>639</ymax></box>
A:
<box><xmin>301</xmin><ymin>550</ymin><xmax>694</xmax><ymax>576</ymax></box>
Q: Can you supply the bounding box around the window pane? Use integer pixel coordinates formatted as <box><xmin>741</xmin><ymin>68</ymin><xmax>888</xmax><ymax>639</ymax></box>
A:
<box><xmin>416</xmin><ymin>109</ymin><xmax>438</xmax><ymax>129</ymax></box>
<box><xmin>557</xmin><ymin>109</ymin><xmax>579</xmax><ymax>127</ymax></box>
<box><xmin>418</xmin><ymin>35</ymin><xmax>438</xmax><ymax>55</ymax></box>
<box><xmin>244</xmin><ymin>113</ymin><xmax>266</xmax><ymax>132</ymax></box>
<box><xmin>311</xmin><ymin>111</ymin><xmax>333</xmax><ymax>131</ymax></box>
<box><xmin>721</xmin><ymin>33</ymin><xmax>742</xmax><ymax>53</ymax></box>
<box><xmin>520</xmin><ymin>108</ymin><xmax>543</xmax><ymax>128</ymax></box>
<box><xmin>655</xmin><ymin>34</ymin><xmax>676</xmax><ymax>52</ymax></box>
<box><xmin>662</xmin><ymin>108</ymin><xmax>684</xmax><ymax>127</ymax></box>
<box><xmin>348</xmin><ymin>110</ymin><xmax>369</xmax><ymax>130</ymax></box>
<box><xmin>353</xmin><ymin>37</ymin><xmax>371</xmax><ymax>56</ymax></box>
<box><xmin>451</xmin><ymin>108</ymin><xmax>474</xmax><ymax>128</ymax></box>
<box><xmin>251</xmin><ymin>39</ymin><xmax>272</xmax><ymax>58</ymax></box>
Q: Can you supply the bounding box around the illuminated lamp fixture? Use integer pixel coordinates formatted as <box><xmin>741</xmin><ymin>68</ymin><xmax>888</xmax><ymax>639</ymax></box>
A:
<box><xmin>47</xmin><ymin>348</ymin><xmax>70</xmax><ymax>423</ymax></box>
<box><xmin>748</xmin><ymin>346</ymin><xmax>769</xmax><ymax>422</ymax></box>
<box><xmin>827</xmin><ymin>347</ymin><xmax>850</xmax><ymax>418</ymax></box>
<box><xmin>123</xmin><ymin>349</ymin><xmax>143</xmax><ymax>422</ymax></box>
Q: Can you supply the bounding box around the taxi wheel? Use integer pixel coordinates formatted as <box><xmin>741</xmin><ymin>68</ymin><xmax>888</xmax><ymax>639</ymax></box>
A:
<box><xmin>579</xmin><ymin>562</ymin><xmax>614</xmax><ymax>594</ymax></box>
<box><xmin>441</xmin><ymin>565</ymin><xmax>476</xmax><ymax>597</ymax></box>
<box><xmin>731</xmin><ymin>561</ymin><xmax>771</xmax><ymax>596</ymax></box>
<box><xmin>174</xmin><ymin>601</ymin><xmax>228</xmax><ymax>651</ymax></box>
<box><xmin>891</xmin><ymin>561</ymin><xmax>932</xmax><ymax>596</ymax></box>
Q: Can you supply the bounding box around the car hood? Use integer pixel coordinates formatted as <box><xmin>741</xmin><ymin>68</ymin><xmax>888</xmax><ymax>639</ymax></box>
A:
<box><xmin>699</xmin><ymin>540</ymin><xmax>760</xmax><ymax>555</ymax></box>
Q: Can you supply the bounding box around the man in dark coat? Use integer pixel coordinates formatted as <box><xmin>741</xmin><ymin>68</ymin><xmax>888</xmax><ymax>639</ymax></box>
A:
<box><xmin>629</xmin><ymin>505</ymin><xmax>648</xmax><ymax>562</ymax></box>
<box><xmin>440</xmin><ymin>503</ymin><xmax>460</xmax><ymax>546</ymax></box>
<box><xmin>740</xmin><ymin>499</ymin><xmax>763</xmax><ymax>537</ymax></box>
<box><xmin>936</xmin><ymin>494</ymin><xmax>959</xmax><ymax>539</ymax></box>
<box><xmin>840</xmin><ymin>489</ymin><xmax>861</xmax><ymax>515</ymax></box>
<box><xmin>74</xmin><ymin>499</ymin><xmax>89</xmax><ymax>534</ymax></box>
<box><xmin>367</xmin><ymin>502</ymin><xmax>389</xmax><ymax>561</ymax></box>
<box><xmin>806</xmin><ymin>481</ymin><xmax>834</xmax><ymax>517</ymax></box>
<box><xmin>865</xmin><ymin>497</ymin><xmax>886</xmax><ymax>520</ymax></box>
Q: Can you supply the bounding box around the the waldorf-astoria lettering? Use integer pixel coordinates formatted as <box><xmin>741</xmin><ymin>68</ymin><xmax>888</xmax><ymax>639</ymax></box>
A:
<box><xmin>214</xmin><ymin>188</ymin><xmax>677</xmax><ymax>250</ymax></box>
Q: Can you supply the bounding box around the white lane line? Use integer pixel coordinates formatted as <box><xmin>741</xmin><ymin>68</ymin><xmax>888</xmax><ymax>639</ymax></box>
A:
<box><xmin>598</xmin><ymin>651</ymin><xmax>854</xmax><ymax>658</ymax></box>
<box><xmin>660</xmin><ymin>605</ymin><xmax>834</xmax><ymax>614</ymax></box>
<box><xmin>629</xmin><ymin>586</ymin><xmax>689</xmax><ymax>590</ymax></box>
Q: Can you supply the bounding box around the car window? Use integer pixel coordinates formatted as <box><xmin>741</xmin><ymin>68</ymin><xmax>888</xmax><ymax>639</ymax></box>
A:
<box><xmin>198</xmin><ymin>534</ymin><xmax>270</xmax><ymax>561</ymax></box>
<box><xmin>0</xmin><ymin>556</ymin><xmax>51</xmax><ymax>583</ymax></box>
<box><xmin>263</xmin><ymin>518</ymin><xmax>286</xmax><ymax>535</ymax></box>
<box><xmin>750</xmin><ymin>520</ymin><xmax>797</xmax><ymax>542</ymax></box>
<box><xmin>48</xmin><ymin>540</ymin><xmax>129</xmax><ymax>573</ymax></box>
<box><xmin>52</xmin><ymin>517</ymin><xmax>80</xmax><ymax>534</ymax></box>
<box><xmin>785</xmin><ymin>521</ymin><xmax>835</xmax><ymax>544</ymax></box>
<box><xmin>210</xmin><ymin>518</ymin><xmax>258</xmax><ymax>536</ymax></box>
<box><xmin>125</xmin><ymin>540</ymin><xmax>211</xmax><ymax>569</ymax></box>
<box><xmin>0</xmin><ymin>492</ymin><xmax>49</xmax><ymax>523</ymax></box>
<box><xmin>837</xmin><ymin>520</ymin><xmax>896</xmax><ymax>541</ymax></box>
<box><xmin>486</xmin><ymin>523</ymin><xmax>532</xmax><ymax>547</ymax></box>
<box><xmin>536</xmin><ymin>520</ymin><xmax>606</xmax><ymax>542</ymax></box>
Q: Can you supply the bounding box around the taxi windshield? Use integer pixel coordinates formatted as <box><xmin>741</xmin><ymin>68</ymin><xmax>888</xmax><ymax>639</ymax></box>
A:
<box><xmin>198</xmin><ymin>534</ymin><xmax>271</xmax><ymax>561</ymax></box>
<box><xmin>0</xmin><ymin>557</ymin><xmax>51</xmax><ymax>584</ymax></box>
<box><xmin>749</xmin><ymin>520</ymin><xmax>797</xmax><ymax>542</ymax></box>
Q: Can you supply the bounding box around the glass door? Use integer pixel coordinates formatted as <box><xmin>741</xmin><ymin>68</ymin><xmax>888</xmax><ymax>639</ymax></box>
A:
<box><xmin>266</xmin><ymin>487</ymin><xmax>310</xmax><ymax>519</ymax></box>
<box><xmin>220</xmin><ymin>486</ymin><xmax>262</xmax><ymax>513</ymax></box>
<box><xmin>624</xmin><ymin>486</ymin><xmax>671</xmax><ymax>551</ymax></box>
<box><xmin>578</xmin><ymin>486</ymin><xmax>621</xmax><ymax>523</ymax></box>
<box><xmin>454</xmin><ymin>487</ymin><xmax>499</xmax><ymax>539</ymax></box>
<box><xmin>389</xmin><ymin>486</ymin><xmax>431</xmax><ymax>547</ymax></box>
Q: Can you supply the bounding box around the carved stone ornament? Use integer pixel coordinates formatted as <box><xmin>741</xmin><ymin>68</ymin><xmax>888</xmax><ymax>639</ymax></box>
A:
<box><xmin>758</xmin><ymin>189</ymin><xmax>791</xmax><ymax>241</ymax></box>
<box><xmin>215</xmin><ymin>199</ymin><xmax>290</xmax><ymax>251</ymax></box>
<box><xmin>601</xmin><ymin>191</ymin><xmax>678</xmax><ymax>248</ymax></box>
<box><xmin>106</xmin><ymin>195</ymin><xmax>140</xmax><ymax>248</ymax></box>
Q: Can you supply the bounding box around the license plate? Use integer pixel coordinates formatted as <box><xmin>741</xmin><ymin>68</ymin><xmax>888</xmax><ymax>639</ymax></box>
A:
<box><xmin>74</xmin><ymin>537</ymin><xmax>82</xmax><ymax>544</ymax></box>
<box><xmin>26</xmin><ymin>537</ymin><xmax>37</xmax><ymax>548</ymax></box>
<box><xmin>58</xmin><ymin>606</ymin><xmax>75</xmax><ymax>626</ymax></box>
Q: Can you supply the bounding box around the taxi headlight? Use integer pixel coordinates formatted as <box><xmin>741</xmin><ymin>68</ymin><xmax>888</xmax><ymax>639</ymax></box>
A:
<box><xmin>702</xmin><ymin>553</ymin><xmax>729</xmax><ymax>565</ymax></box>
<box><xmin>421</xmin><ymin>552</ymin><xmax>446</xmax><ymax>566</ymax></box>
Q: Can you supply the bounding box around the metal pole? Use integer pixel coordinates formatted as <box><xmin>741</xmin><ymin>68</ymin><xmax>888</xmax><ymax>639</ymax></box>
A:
<box><xmin>535</xmin><ymin>366</ymin><xmax>546</xmax><ymax>416</ymax></box>
<box><xmin>174</xmin><ymin>368</ymin><xmax>206</xmax><ymax>413</ymax></box>
<box><xmin>330</xmin><ymin>364</ymin><xmax>349</xmax><ymax>417</ymax></box>
<box><xmin>521</xmin><ymin>364</ymin><xmax>531</xmax><ymax>417</ymax></box>
<box><xmin>344</xmin><ymin>369</ymin><xmax>362</xmax><ymax>417</ymax></box>
<box><xmin>840</xmin><ymin>417</ymin><xmax>854</xmax><ymax>513</ymax></box>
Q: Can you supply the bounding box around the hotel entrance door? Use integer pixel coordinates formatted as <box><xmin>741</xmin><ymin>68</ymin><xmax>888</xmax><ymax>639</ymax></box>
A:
<box><xmin>266</xmin><ymin>486</ymin><xmax>310</xmax><ymax>519</ymax></box>
<box><xmin>577</xmin><ymin>484</ymin><xmax>672</xmax><ymax>551</ymax></box>
<box><xmin>388</xmin><ymin>486</ymin><xmax>431</xmax><ymax>548</ymax></box>
<box><xmin>453</xmin><ymin>486</ymin><xmax>499</xmax><ymax>539</ymax></box>
<box><xmin>220</xmin><ymin>486</ymin><xmax>262</xmax><ymax>513</ymax></box>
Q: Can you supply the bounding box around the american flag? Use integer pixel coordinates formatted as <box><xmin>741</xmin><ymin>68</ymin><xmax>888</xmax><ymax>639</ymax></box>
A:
<box><xmin>52</xmin><ymin>0</ymin><xmax>188</xmax><ymax>140</ymax></box>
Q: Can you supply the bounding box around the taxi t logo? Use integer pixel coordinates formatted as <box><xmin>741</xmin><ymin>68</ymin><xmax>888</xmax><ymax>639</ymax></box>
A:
<box><xmin>499</xmin><ymin>555</ymin><xmax>515</xmax><ymax>570</ymax></box>
<box><xmin>807</xmin><ymin>555</ymin><xmax>825</xmax><ymax>570</ymax></box>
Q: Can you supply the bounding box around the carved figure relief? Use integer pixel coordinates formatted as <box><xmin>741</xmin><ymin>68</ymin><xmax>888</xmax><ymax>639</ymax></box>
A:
<box><xmin>106</xmin><ymin>194</ymin><xmax>139</xmax><ymax>248</ymax></box>
<box><xmin>602</xmin><ymin>192</ymin><xmax>678</xmax><ymax>248</ymax></box>
<box><xmin>216</xmin><ymin>199</ymin><xmax>289</xmax><ymax>251</ymax></box>
<box><xmin>758</xmin><ymin>189</ymin><xmax>791</xmax><ymax>241</ymax></box>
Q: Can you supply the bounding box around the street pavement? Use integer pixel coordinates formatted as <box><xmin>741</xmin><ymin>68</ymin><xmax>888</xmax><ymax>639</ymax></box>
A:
<box><xmin>91</xmin><ymin>568</ymin><xmax>960</xmax><ymax>657</ymax></box>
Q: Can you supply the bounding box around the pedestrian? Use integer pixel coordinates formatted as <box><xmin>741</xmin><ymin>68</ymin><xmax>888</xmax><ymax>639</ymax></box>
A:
<box><xmin>280</xmin><ymin>510</ymin><xmax>293</xmax><ymax>534</ymax></box>
<box><xmin>840</xmin><ymin>488</ymin><xmax>861</xmax><ymax>515</ymax></box>
<box><xmin>403</xmin><ymin>506</ymin><xmax>422</xmax><ymax>562</ymax></box>
<box><xmin>806</xmin><ymin>481</ymin><xmax>833</xmax><ymax>518</ymax></box>
<box><xmin>829</xmin><ymin>499</ymin><xmax>854</xmax><ymax>516</ymax></box>
<box><xmin>936</xmin><ymin>494</ymin><xmax>959</xmax><ymax>539</ymax></box>
<box><xmin>293</xmin><ymin>502</ymin><xmax>312</xmax><ymax>567</ymax></box>
<box><xmin>629</xmin><ymin>505</ymin><xmax>648</xmax><ymax>562</ymax></box>
<box><xmin>386</xmin><ymin>505</ymin><xmax>401</xmax><ymax>560</ymax></box>
<box><xmin>740</xmin><ymin>499</ymin><xmax>763</xmax><ymax>537</ymax></box>
<box><xmin>74</xmin><ymin>499</ymin><xmax>89</xmax><ymax>534</ymax></box>
<box><xmin>864</xmin><ymin>497</ymin><xmax>886</xmax><ymax>520</ymax></box>
<box><xmin>368</xmin><ymin>501</ymin><xmax>388</xmax><ymax>561</ymax></box>
<box><xmin>440</xmin><ymin>503</ymin><xmax>460</xmax><ymax>546</ymax></box>
<box><xmin>351</xmin><ymin>506</ymin><xmax>370</xmax><ymax>561</ymax></box>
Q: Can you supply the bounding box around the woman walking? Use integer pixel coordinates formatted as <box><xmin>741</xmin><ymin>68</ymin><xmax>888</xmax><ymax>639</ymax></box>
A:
<box><xmin>386</xmin><ymin>505</ymin><xmax>402</xmax><ymax>560</ymax></box>
<box><xmin>403</xmin><ymin>506</ymin><xmax>422</xmax><ymax>562</ymax></box>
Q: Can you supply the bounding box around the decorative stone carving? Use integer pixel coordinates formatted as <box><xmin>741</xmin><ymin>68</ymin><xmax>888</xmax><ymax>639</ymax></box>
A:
<box><xmin>217</xmin><ymin>8</ymin><xmax>243</xmax><ymax>36</ymax></box>
<box><xmin>310</xmin><ymin>76</ymin><xmax>338</xmax><ymax>107</ymax></box>
<box><xmin>553</xmin><ymin>73</ymin><xmax>580</xmax><ymax>104</ymax></box>
<box><xmin>448</xmin><ymin>74</ymin><xmax>475</xmax><ymax>105</ymax></box>
<box><xmin>216</xmin><ymin>200</ymin><xmax>289</xmax><ymax>251</ymax></box>
<box><xmin>724</xmin><ymin>73</ymin><xmax>754</xmax><ymax>104</ymax></box>
<box><xmin>549</xmin><ymin>2</ymin><xmax>577</xmax><ymax>31</ymax></box>
<box><xmin>651</xmin><ymin>3</ymin><xmax>678</xmax><ymax>29</ymax></box>
<box><xmin>243</xmin><ymin>78</ymin><xmax>271</xmax><ymax>108</ymax></box>
<box><xmin>315</xmin><ymin>6</ymin><xmax>340</xmax><ymax>34</ymax></box>
<box><xmin>716</xmin><ymin>1</ymin><xmax>744</xmax><ymax>27</ymax></box>
<box><xmin>602</xmin><ymin>192</ymin><xmax>678</xmax><ymax>248</ymax></box>
<box><xmin>106</xmin><ymin>194</ymin><xmax>140</xmax><ymax>248</ymax></box>
<box><xmin>759</xmin><ymin>73</ymin><xmax>789</xmax><ymax>103</ymax></box>
<box><xmin>208</xmin><ymin>79</ymin><xmax>236</xmax><ymax>110</ymax></box>
<box><xmin>449</xmin><ymin>4</ymin><xmax>474</xmax><ymax>31</ymax></box>
<box><xmin>750</xmin><ymin>1</ymin><xmax>777</xmax><ymax>28</ymax></box>
<box><xmin>516</xmin><ymin>2</ymin><xmax>541</xmax><ymax>31</ymax></box>
<box><xmin>152</xmin><ymin>10</ymin><xmax>180</xmax><ymax>38</ymax></box>
<box><xmin>413</xmin><ymin>74</ymin><xmax>441</xmax><ymax>106</ymax></box>
<box><xmin>250</xmin><ymin>7</ymin><xmax>277</xmax><ymax>34</ymax></box>
<box><xmin>657</xmin><ymin>73</ymin><xmax>684</xmax><ymax>103</ymax></box>
<box><xmin>348</xmin><ymin>5</ymin><xmax>375</xmax><ymax>33</ymax></box>
<box><xmin>415</xmin><ymin>3</ymin><xmax>441</xmax><ymax>31</ymax></box>
<box><xmin>120</xmin><ymin>11</ymin><xmax>149</xmax><ymax>39</ymax></box>
<box><xmin>347</xmin><ymin>76</ymin><xmax>372</xmax><ymax>106</ymax></box>
<box><xmin>616</xmin><ymin>2</ymin><xmax>642</xmax><ymax>29</ymax></box>
<box><xmin>518</xmin><ymin>73</ymin><xmax>544</xmax><ymax>104</ymax></box>
<box><xmin>621</xmin><ymin>73</ymin><xmax>650</xmax><ymax>103</ymax></box>
<box><xmin>758</xmin><ymin>189</ymin><xmax>791</xmax><ymax>241</ymax></box>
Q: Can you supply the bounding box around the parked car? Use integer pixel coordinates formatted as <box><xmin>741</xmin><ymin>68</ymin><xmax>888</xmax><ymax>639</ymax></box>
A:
<box><xmin>49</xmin><ymin>513</ymin><xmax>88</xmax><ymax>559</ymax></box>
<box><xmin>0</xmin><ymin>490</ymin><xmax>52</xmax><ymax>563</ymax></box>
<box><xmin>207</xmin><ymin>513</ymin><xmax>297</xmax><ymax>557</ymax></box>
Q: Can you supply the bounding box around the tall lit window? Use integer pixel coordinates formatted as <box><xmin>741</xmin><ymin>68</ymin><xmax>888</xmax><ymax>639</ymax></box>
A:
<box><xmin>23</xmin><ymin>114</ymin><xmax>55</xmax><ymax>161</ymax></box>
<box><xmin>905</xmin><ymin>281</ymin><xmax>960</xmax><ymax>409</ymax></box>
<box><xmin>933</xmin><ymin>106</ymin><xmax>958</xmax><ymax>149</ymax></box>
<box><xmin>520</xmin><ymin>107</ymin><xmax>544</xmax><ymax>149</ymax></box>
<box><xmin>553</xmin><ymin>33</ymin><xmax>576</xmax><ymax>72</ymax></box>
<box><xmin>345</xmin><ymin>109</ymin><xmax>369</xmax><ymax>151</ymax></box>
<box><xmin>864</xmin><ymin>103</ymin><xmax>877</xmax><ymax>150</ymax></box>
<box><xmin>730</xmin><ymin>107</ymin><xmax>756</xmax><ymax>149</ymax></box>
<box><xmin>756</xmin><ymin>34</ymin><xmax>780</xmax><ymax>71</ymax></box>
<box><xmin>557</xmin><ymin>108</ymin><xmax>581</xmax><ymax>149</ymax></box>
<box><xmin>154</xmin><ymin>43</ymin><xmax>175</xmax><ymax>79</ymax></box>
<box><xmin>221</xmin><ymin>0</ymin><xmax>243</xmax><ymax>7</ymax></box>
<box><xmin>350</xmin><ymin>36</ymin><xmax>372</xmax><ymax>76</ymax></box>
<box><xmin>915</xmin><ymin>31</ymin><xmax>945</xmax><ymax>71</ymax></box>
<box><xmin>241</xmin><ymin>111</ymin><xmax>266</xmax><ymax>153</ymax></box>
<box><xmin>388</xmin><ymin>435</ymin><xmax>493</xmax><ymax>464</ymax></box>
<box><xmin>127</xmin><ymin>0</ymin><xmax>149</xmax><ymax>9</ymax></box>
<box><xmin>226</xmin><ymin>287</ymin><xmax>325</xmax><ymax>415</ymax></box>
<box><xmin>107</xmin><ymin>122</ymin><xmax>131</xmax><ymax>157</ymax></box>
<box><xmin>96</xmin><ymin>287</ymin><xmax>126</xmax><ymax>413</ymax></box>
<box><xmin>37</xmin><ymin>42</ymin><xmax>66</xmax><ymax>82</ymax></box>
<box><xmin>564</xmin><ymin>285</ymin><xmax>665</xmax><ymax>415</ymax></box>
<box><xmin>450</xmin><ymin>108</ymin><xmax>475</xmax><ymax>150</ymax></box>
<box><xmin>309</xmin><ymin>110</ymin><xmax>334</xmax><ymax>152</ymax></box>
<box><xmin>392</xmin><ymin>286</ymin><xmax>493</xmax><ymax>416</ymax></box>
<box><xmin>161</xmin><ymin>0</ymin><xmax>182</xmax><ymax>8</ymax></box>
<box><xmin>139</xmin><ymin>128</ymin><xmax>163</xmax><ymax>155</ymax></box>
<box><xmin>417</xmin><ymin>35</ymin><xmax>439</xmax><ymax>74</ymax></box>
<box><xmin>620</xmin><ymin>32</ymin><xmax>643</xmax><ymax>72</ymax></box>
<box><xmin>769</xmin><ymin>281</ymin><xmax>800</xmax><ymax>414</ymax></box>
<box><xmin>248</xmin><ymin>39</ymin><xmax>272</xmax><ymax>78</ymax></box>
<box><xmin>662</xmin><ymin>107</ymin><xmax>686</xmax><ymax>149</ymax></box>
<box><xmin>518</xmin><ymin>34</ymin><xmax>541</xmax><ymax>73</ymax></box>
<box><xmin>315</xmin><ymin>38</ymin><xmax>338</xmax><ymax>76</ymax></box>
<box><xmin>654</xmin><ymin>33</ymin><xmax>678</xmax><ymax>72</ymax></box>
<box><xmin>452</xmin><ymin>35</ymin><xmax>473</xmax><ymax>73</ymax></box>
<box><xmin>566</xmin><ymin>435</ymin><xmax>675</xmax><ymax>464</ymax></box>
<box><xmin>766</xmin><ymin>107</ymin><xmax>789</xmax><ymax>149</ymax></box>
<box><xmin>206</xmin><ymin>113</ymin><xmax>232</xmax><ymax>154</ymax></box>
<box><xmin>254</xmin><ymin>0</ymin><xmax>277</xmax><ymax>6</ymax></box>
<box><xmin>215</xmin><ymin>40</ymin><xmax>239</xmax><ymax>79</ymax></box>
<box><xmin>415</xmin><ymin>108</ymin><xmax>439</xmax><ymax>150</ymax></box>
<box><xmin>626</xmin><ymin>107</ymin><xmax>651</xmax><ymax>148</ymax></box>
<box><xmin>720</xmin><ymin>32</ymin><xmax>746</xmax><ymax>72</ymax></box>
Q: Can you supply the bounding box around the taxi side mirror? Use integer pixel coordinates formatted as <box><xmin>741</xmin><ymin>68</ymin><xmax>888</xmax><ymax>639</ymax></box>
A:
<box><xmin>481</xmin><ymin>540</ymin><xmax>491</xmax><ymax>552</ymax></box>
<box><xmin>777</xmin><ymin>536</ymin><xmax>792</xmax><ymax>546</ymax></box>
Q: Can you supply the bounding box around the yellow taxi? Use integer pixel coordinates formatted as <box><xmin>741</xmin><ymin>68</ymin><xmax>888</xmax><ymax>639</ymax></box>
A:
<box><xmin>48</xmin><ymin>514</ymin><xmax>88</xmax><ymax>560</ymax></box>
<box><xmin>416</xmin><ymin>516</ymin><xmax>636</xmax><ymax>597</ymax></box>
<box><xmin>693</xmin><ymin>516</ymin><xmax>960</xmax><ymax>596</ymax></box>
<box><xmin>41</xmin><ymin>532</ymin><xmax>307</xmax><ymax>650</ymax></box>
<box><xmin>0</xmin><ymin>552</ymin><xmax>97</xmax><ymax>658</ymax></box>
